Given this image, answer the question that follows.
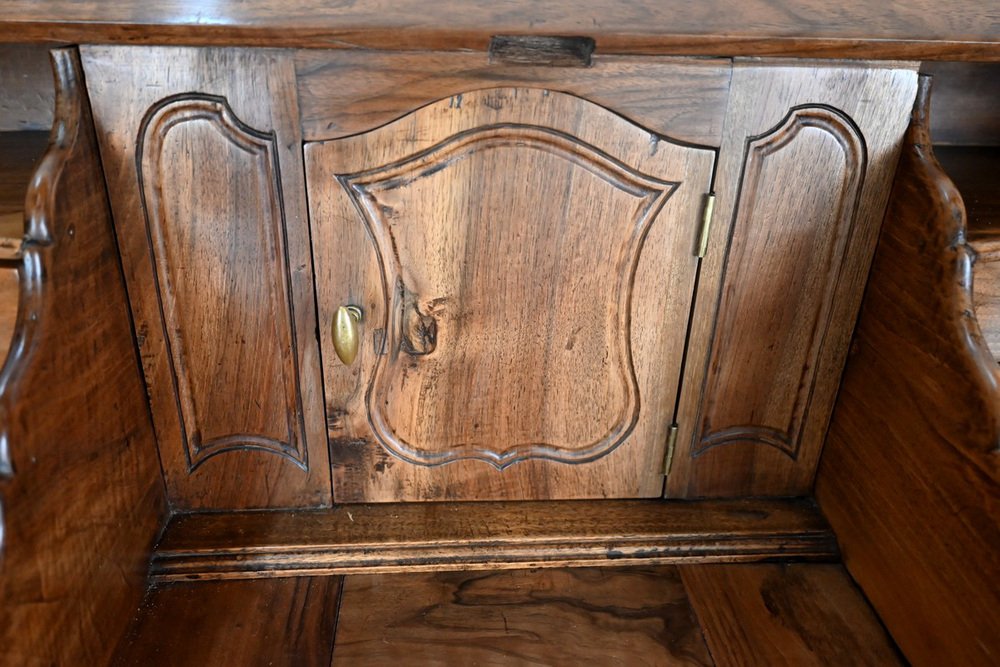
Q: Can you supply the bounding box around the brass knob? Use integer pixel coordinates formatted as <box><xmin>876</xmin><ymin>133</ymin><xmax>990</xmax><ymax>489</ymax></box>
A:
<box><xmin>333</xmin><ymin>305</ymin><xmax>363</xmax><ymax>365</ymax></box>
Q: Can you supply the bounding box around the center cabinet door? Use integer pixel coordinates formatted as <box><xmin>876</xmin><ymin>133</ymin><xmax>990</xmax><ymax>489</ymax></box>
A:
<box><xmin>306</xmin><ymin>88</ymin><xmax>714</xmax><ymax>502</ymax></box>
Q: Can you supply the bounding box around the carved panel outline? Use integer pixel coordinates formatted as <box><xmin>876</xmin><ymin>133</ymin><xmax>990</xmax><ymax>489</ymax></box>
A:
<box><xmin>340</xmin><ymin>121</ymin><xmax>679</xmax><ymax>469</ymax></box>
<box><xmin>696</xmin><ymin>104</ymin><xmax>867</xmax><ymax>460</ymax></box>
<box><xmin>136</xmin><ymin>93</ymin><xmax>308</xmax><ymax>471</ymax></box>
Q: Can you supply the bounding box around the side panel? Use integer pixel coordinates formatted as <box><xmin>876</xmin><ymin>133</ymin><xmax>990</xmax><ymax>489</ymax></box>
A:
<box><xmin>669</xmin><ymin>61</ymin><xmax>919</xmax><ymax>497</ymax></box>
<box><xmin>0</xmin><ymin>49</ymin><xmax>167</xmax><ymax>666</ymax></box>
<box><xmin>82</xmin><ymin>46</ymin><xmax>330</xmax><ymax>509</ymax></box>
<box><xmin>816</xmin><ymin>77</ymin><xmax>1000</xmax><ymax>666</ymax></box>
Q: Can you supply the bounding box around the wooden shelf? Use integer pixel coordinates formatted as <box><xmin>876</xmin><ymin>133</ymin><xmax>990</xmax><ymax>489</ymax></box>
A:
<box><xmin>115</xmin><ymin>563</ymin><xmax>900</xmax><ymax>666</ymax></box>
<box><xmin>152</xmin><ymin>497</ymin><xmax>837</xmax><ymax>581</ymax></box>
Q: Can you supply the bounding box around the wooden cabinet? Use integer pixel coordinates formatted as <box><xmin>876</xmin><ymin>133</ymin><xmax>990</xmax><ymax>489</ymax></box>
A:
<box><xmin>80</xmin><ymin>47</ymin><xmax>918</xmax><ymax>507</ymax></box>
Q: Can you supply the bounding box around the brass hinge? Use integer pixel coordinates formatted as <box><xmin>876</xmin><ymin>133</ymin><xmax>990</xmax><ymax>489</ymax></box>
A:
<box><xmin>695</xmin><ymin>193</ymin><xmax>717</xmax><ymax>258</ymax></box>
<box><xmin>662</xmin><ymin>424</ymin><xmax>679</xmax><ymax>476</ymax></box>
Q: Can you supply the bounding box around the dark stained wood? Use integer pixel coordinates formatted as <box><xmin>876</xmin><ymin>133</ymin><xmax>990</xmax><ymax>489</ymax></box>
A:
<box><xmin>924</xmin><ymin>62</ymin><xmax>1000</xmax><ymax>146</ymax></box>
<box><xmin>0</xmin><ymin>1</ymin><xmax>999</xmax><ymax>61</ymax></box>
<box><xmin>151</xmin><ymin>498</ymin><xmax>837</xmax><ymax>580</ymax></box>
<box><xmin>937</xmin><ymin>145</ymin><xmax>1000</xmax><ymax>359</ymax></box>
<box><xmin>681</xmin><ymin>564</ymin><xmax>901</xmax><ymax>666</ymax></box>
<box><xmin>0</xmin><ymin>45</ymin><xmax>53</xmax><ymax>131</ymax></box>
<box><xmin>0</xmin><ymin>48</ymin><xmax>168</xmax><ymax>666</ymax></box>
<box><xmin>294</xmin><ymin>50</ymin><xmax>731</xmax><ymax>147</ymax></box>
<box><xmin>114</xmin><ymin>577</ymin><xmax>343</xmax><ymax>667</ymax></box>
<box><xmin>307</xmin><ymin>86</ymin><xmax>714</xmax><ymax>502</ymax></box>
<box><xmin>816</xmin><ymin>76</ymin><xmax>1000</xmax><ymax>666</ymax></box>
<box><xmin>81</xmin><ymin>46</ymin><xmax>331</xmax><ymax>510</ymax></box>
<box><xmin>333</xmin><ymin>567</ymin><xmax>713</xmax><ymax>666</ymax></box>
<box><xmin>669</xmin><ymin>60</ymin><xmax>919</xmax><ymax>497</ymax></box>
<box><xmin>488</xmin><ymin>35</ymin><xmax>595</xmax><ymax>68</ymax></box>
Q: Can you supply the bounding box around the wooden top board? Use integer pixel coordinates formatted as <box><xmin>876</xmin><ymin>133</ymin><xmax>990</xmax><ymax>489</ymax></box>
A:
<box><xmin>0</xmin><ymin>0</ymin><xmax>998</xmax><ymax>61</ymax></box>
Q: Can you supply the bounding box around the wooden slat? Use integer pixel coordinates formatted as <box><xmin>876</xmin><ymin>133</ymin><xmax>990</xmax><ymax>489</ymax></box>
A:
<box><xmin>332</xmin><ymin>567</ymin><xmax>713</xmax><ymax>666</ymax></box>
<box><xmin>681</xmin><ymin>564</ymin><xmax>901</xmax><ymax>666</ymax></box>
<box><xmin>295</xmin><ymin>50</ymin><xmax>731</xmax><ymax>146</ymax></box>
<box><xmin>151</xmin><ymin>498</ymin><xmax>838</xmax><ymax>580</ymax></box>
<box><xmin>0</xmin><ymin>49</ymin><xmax>168</xmax><ymax>666</ymax></box>
<box><xmin>816</xmin><ymin>76</ymin><xmax>1000</xmax><ymax>665</ymax></box>
<box><xmin>0</xmin><ymin>1</ymin><xmax>999</xmax><ymax>61</ymax></box>
<box><xmin>113</xmin><ymin>577</ymin><xmax>343</xmax><ymax>667</ymax></box>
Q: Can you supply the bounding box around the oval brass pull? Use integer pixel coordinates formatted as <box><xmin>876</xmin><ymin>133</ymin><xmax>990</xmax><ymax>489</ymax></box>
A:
<box><xmin>333</xmin><ymin>305</ymin><xmax>363</xmax><ymax>365</ymax></box>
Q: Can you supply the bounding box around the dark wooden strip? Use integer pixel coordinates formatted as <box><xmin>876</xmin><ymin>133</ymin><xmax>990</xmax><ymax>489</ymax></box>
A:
<box><xmin>151</xmin><ymin>498</ymin><xmax>837</xmax><ymax>580</ymax></box>
<box><xmin>0</xmin><ymin>49</ymin><xmax>168</xmax><ymax>666</ymax></box>
<box><xmin>680</xmin><ymin>564</ymin><xmax>901</xmax><ymax>666</ymax></box>
<box><xmin>113</xmin><ymin>577</ymin><xmax>343</xmax><ymax>667</ymax></box>
<box><xmin>816</xmin><ymin>76</ymin><xmax>1000</xmax><ymax>665</ymax></box>
<box><xmin>333</xmin><ymin>567</ymin><xmax>712</xmax><ymax>666</ymax></box>
<box><xmin>0</xmin><ymin>1</ymin><xmax>999</xmax><ymax>61</ymax></box>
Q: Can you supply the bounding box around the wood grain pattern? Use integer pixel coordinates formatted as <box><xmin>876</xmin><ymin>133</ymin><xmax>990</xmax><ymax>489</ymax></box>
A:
<box><xmin>0</xmin><ymin>48</ymin><xmax>168</xmax><ymax>667</ymax></box>
<box><xmin>816</xmin><ymin>76</ymin><xmax>1000</xmax><ymax>666</ymax></box>
<box><xmin>696</xmin><ymin>106</ymin><xmax>865</xmax><ymax>460</ymax></box>
<box><xmin>81</xmin><ymin>45</ymin><xmax>330</xmax><ymax>509</ymax></box>
<box><xmin>669</xmin><ymin>60</ymin><xmax>919</xmax><ymax>497</ymax></box>
<box><xmin>333</xmin><ymin>567</ymin><xmax>713</xmax><ymax>666</ymax></box>
<box><xmin>137</xmin><ymin>94</ymin><xmax>308</xmax><ymax>471</ymax></box>
<box><xmin>294</xmin><ymin>50</ymin><xmax>731</xmax><ymax>147</ymax></box>
<box><xmin>151</xmin><ymin>498</ymin><xmax>837</xmax><ymax>580</ymax></box>
<box><xmin>0</xmin><ymin>45</ymin><xmax>53</xmax><ymax>131</ymax></box>
<box><xmin>936</xmin><ymin>145</ymin><xmax>1000</xmax><ymax>359</ymax></box>
<box><xmin>307</xmin><ymin>87</ymin><xmax>714</xmax><ymax>502</ymax></box>
<box><xmin>681</xmin><ymin>564</ymin><xmax>901</xmax><ymax>666</ymax></box>
<box><xmin>0</xmin><ymin>1</ymin><xmax>999</xmax><ymax>61</ymax></box>
<box><xmin>113</xmin><ymin>577</ymin><xmax>343</xmax><ymax>667</ymax></box>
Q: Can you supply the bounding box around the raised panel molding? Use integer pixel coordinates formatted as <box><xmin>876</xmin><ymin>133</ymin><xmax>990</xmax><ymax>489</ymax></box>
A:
<box><xmin>137</xmin><ymin>94</ymin><xmax>307</xmax><ymax>471</ymax></box>
<box><xmin>695</xmin><ymin>105</ymin><xmax>867</xmax><ymax>460</ymax></box>
<box><xmin>341</xmin><ymin>124</ymin><xmax>677</xmax><ymax>469</ymax></box>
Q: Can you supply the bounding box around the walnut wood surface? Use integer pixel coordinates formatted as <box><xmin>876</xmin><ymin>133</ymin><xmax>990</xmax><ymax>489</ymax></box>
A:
<box><xmin>151</xmin><ymin>498</ymin><xmax>837</xmax><ymax>580</ymax></box>
<box><xmin>333</xmin><ymin>567</ymin><xmax>713</xmax><ymax>666</ymax></box>
<box><xmin>307</xmin><ymin>86</ymin><xmax>714</xmax><ymax>501</ymax></box>
<box><xmin>0</xmin><ymin>1</ymin><xmax>999</xmax><ymax>61</ymax></box>
<box><xmin>114</xmin><ymin>577</ymin><xmax>343</xmax><ymax>666</ymax></box>
<box><xmin>81</xmin><ymin>46</ymin><xmax>330</xmax><ymax>510</ymax></box>
<box><xmin>936</xmin><ymin>146</ymin><xmax>1000</xmax><ymax>359</ymax></box>
<box><xmin>294</xmin><ymin>50</ymin><xmax>730</xmax><ymax>147</ymax></box>
<box><xmin>670</xmin><ymin>61</ymin><xmax>919</xmax><ymax>497</ymax></box>
<box><xmin>0</xmin><ymin>48</ymin><xmax>168</xmax><ymax>666</ymax></box>
<box><xmin>816</xmin><ymin>76</ymin><xmax>1000</xmax><ymax>665</ymax></box>
<box><xmin>0</xmin><ymin>45</ymin><xmax>53</xmax><ymax>131</ymax></box>
<box><xmin>681</xmin><ymin>564</ymin><xmax>901</xmax><ymax>666</ymax></box>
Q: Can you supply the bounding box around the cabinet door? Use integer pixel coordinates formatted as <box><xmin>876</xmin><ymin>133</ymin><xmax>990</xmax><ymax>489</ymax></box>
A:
<box><xmin>307</xmin><ymin>88</ymin><xmax>715</xmax><ymax>501</ymax></box>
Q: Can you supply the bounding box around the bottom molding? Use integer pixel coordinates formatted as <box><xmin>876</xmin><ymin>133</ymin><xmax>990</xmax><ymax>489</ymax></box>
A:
<box><xmin>151</xmin><ymin>497</ymin><xmax>837</xmax><ymax>581</ymax></box>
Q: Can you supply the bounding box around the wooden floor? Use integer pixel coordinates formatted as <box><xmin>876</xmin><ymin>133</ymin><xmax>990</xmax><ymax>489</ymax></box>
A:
<box><xmin>113</xmin><ymin>564</ymin><xmax>899</xmax><ymax>666</ymax></box>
